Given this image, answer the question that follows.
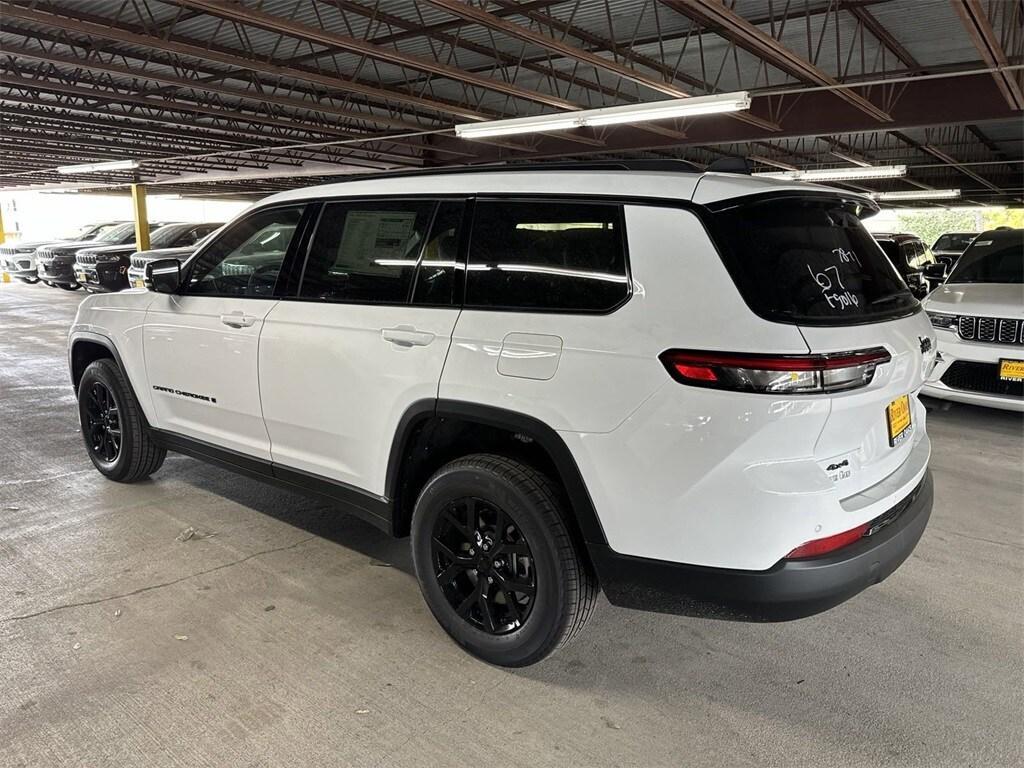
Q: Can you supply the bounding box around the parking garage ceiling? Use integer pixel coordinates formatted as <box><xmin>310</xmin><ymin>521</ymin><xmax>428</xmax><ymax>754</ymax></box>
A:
<box><xmin>0</xmin><ymin>0</ymin><xmax>1021</xmax><ymax>205</ymax></box>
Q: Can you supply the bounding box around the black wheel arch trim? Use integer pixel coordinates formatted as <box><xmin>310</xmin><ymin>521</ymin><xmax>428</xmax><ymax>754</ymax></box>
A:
<box><xmin>385</xmin><ymin>399</ymin><xmax>608</xmax><ymax>546</ymax></box>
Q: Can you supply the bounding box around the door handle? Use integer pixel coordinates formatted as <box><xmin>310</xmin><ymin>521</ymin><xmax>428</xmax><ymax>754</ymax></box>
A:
<box><xmin>220</xmin><ymin>312</ymin><xmax>257</xmax><ymax>328</ymax></box>
<box><xmin>382</xmin><ymin>326</ymin><xmax>435</xmax><ymax>347</ymax></box>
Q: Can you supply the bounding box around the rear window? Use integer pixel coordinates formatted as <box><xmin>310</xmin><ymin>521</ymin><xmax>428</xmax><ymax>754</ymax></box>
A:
<box><xmin>708</xmin><ymin>197</ymin><xmax>918</xmax><ymax>325</ymax></box>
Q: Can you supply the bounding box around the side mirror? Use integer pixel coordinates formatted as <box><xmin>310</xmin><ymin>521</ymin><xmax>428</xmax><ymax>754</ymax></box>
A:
<box><xmin>923</xmin><ymin>263</ymin><xmax>947</xmax><ymax>281</ymax></box>
<box><xmin>144</xmin><ymin>258</ymin><xmax>182</xmax><ymax>293</ymax></box>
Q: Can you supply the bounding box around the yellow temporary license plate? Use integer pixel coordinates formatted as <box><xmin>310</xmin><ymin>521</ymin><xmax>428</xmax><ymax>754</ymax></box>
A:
<box><xmin>886</xmin><ymin>395</ymin><xmax>912</xmax><ymax>447</ymax></box>
<box><xmin>75</xmin><ymin>272</ymin><xmax>87</xmax><ymax>283</ymax></box>
<box><xmin>133</xmin><ymin>278</ymin><xmax>145</xmax><ymax>289</ymax></box>
<box><xmin>999</xmin><ymin>359</ymin><xmax>1024</xmax><ymax>381</ymax></box>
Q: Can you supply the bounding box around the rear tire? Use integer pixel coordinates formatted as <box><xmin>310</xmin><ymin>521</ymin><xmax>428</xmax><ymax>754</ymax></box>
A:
<box><xmin>411</xmin><ymin>454</ymin><xmax>597</xmax><ymax>667</ymax></box>
<box><xmin>77</xmin><ymin>359</ymin><xmax>165</xmax><ymax>482</ymax></box>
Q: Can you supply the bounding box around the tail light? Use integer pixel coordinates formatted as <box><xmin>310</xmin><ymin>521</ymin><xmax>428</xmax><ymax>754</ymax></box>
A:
<box><xmin>785</xmin><ymin>523</ymin><xmax>869</xmax><ymax>559</ymax></box>
<box><xmin>659</xmin><ymin>348</ymin><xmax>891</xmax><ymax>394</ymax></box>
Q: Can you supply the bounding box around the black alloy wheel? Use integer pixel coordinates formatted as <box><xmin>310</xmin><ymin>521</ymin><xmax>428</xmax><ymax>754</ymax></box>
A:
<box><xmin>411</xmin><ymin>454</ymin><xmax>598</xmax><ymax>666</ymax></box>
<box><xmin>431</xmin><ymin>497</ymin><xmax>536</xmax><ymax>635</ymax></box>
<box><xmin>84</xmin><ymin>381</ymin><xmax>121</xmax><ymax>463</ymax></box>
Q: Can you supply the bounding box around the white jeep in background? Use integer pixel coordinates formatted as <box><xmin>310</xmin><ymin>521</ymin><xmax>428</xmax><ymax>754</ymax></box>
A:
<box><xmin>68</xmin><ymin>164</ymin><xmax>936</xmax><ymax>666</ymax></box>
<box><xmin>923</xmin><ymin>228</ymin><xmax>1024</xmax><ymax>412</ymax></box>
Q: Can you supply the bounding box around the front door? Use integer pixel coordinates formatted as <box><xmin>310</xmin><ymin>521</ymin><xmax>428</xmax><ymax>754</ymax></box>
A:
<box><xmin>143</xmin><ymin>204</ymin><xmax>306</xmax><ymax>459</ymax></box>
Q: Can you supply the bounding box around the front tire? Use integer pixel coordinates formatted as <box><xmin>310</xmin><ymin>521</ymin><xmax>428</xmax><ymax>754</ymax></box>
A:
<box><xmin>17</xmin><ymin>277</ymin><xmax>40</xmax><ymax>284</ymax></box>
<box><xmin>411</xmin><ymin>454</ymin><xmax>597</xmax><ymax>667</ymax></box>
<box><xmin>57</xmin><ymin>282</ymin><xmax>81</xmax><ymax>291</ymax></box>
<box><xmin>77</xmin><ymin>359</ymin><xmax>165</xmax><ymax>482</ymax></box>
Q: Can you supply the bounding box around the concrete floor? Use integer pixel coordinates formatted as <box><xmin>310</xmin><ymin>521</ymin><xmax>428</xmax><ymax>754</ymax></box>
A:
<box><xmin>1</xmin><ymin>280</ymin><xmax>1021</xmax><ymax>768</ymax></box>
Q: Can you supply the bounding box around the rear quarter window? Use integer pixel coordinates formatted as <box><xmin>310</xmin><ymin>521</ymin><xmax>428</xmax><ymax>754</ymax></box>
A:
<box><xmin>466</xmin><ymin>200</ymin><xmax>629</xmax><ymax>312</ymax></box>
<box><xmin>708</xmin><ymin>196</ymin><xmax>919</xmax><ymax>325</ymax></box>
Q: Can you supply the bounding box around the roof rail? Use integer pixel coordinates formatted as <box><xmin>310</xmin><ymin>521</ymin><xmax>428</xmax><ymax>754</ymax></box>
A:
<box><xmin>333</xmin><ymin>158</ymin><xmax>702</xmax><ymax>183</ymax></box>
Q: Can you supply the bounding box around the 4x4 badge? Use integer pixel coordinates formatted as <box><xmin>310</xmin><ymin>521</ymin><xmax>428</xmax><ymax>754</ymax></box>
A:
<box><xmin>919</xmin><ymin>336</ymin><xmax>932</xmax><ymax>353</ymax></box>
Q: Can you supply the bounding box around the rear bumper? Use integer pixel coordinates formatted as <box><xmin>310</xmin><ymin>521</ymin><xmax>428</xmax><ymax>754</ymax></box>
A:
<box><xmin>590</xmin><ymin>471</ymin><xmax>933</xmax><ymax>621</ymax></box>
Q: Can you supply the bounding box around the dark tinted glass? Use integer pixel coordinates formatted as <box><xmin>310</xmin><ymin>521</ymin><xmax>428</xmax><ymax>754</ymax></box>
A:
<box><xmin>412</xmin><ymin>201</ymin><xmax>463</xmax><ymax>307</ymax></box>
<box><xmin>300</xmin><ymin>201</ymin><xmax>435</xmax><ymax>303</ymax></box>
<box><xmin>466</xmin><ymin>201</ymin><xmax>628</xmax><ymax>311</ymax></box>
<box><xmin>933</xmin><ymin>233</ymin><xmax>976</xmax><ymax>252</ymax></box>
<box><xmin>97</xmin><ymin>223</ymin><xmax>138</xmax><ymax>243</ymax></box>
<box><xmin>947</xmin><ymin>233</ymin><xmax>1023</xmax><ymax>284</ymax></box>
<box><xmin>187</xmin><ymin>205</ymin><xmax>304</xmax><ymax>297</ymax></box>
<box><xmin>149</xmin><ymin>224</ymin><xmax>190</xmax><ymax>248</ymax></box>
<box><xmin>710</xmin><ymin>197</ymin><xmax>918</xmax><ymax>324</ymax></box>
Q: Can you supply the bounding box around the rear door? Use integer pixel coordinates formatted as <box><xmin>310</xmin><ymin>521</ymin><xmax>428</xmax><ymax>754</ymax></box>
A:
<box><xmin>259</xmin><ymin>198</ymin><xmax>465</xmax><ymax>496</ymax></box>
<box><xmin>143</xmin><ymin>204</ymin><xmax>306</xmax><ymax>459</ymax></box>
<box><xmin>706</xmin><ymin>195</ymin><xmax>935</xmax><ymax>499</ymax></box>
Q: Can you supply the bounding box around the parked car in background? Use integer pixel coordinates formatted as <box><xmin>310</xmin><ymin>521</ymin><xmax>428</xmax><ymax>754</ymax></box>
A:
<box><xmin>69</xmin><ymin>167</ymin><xmax>935</xmax><ymax>666</ymax></box>
<box><xmin>1</xmin><ymin>222</ymin><xmax>129</xmax><ymax>284</ymax></box>
<box><xmin>36</xmin><ymin>222</ymin><xmax>173</xmax><ymax>290</ymax></box>
<box><xmin>931</xmin><ymin>232</ymin><xmax>978</xmax><ymax>269</ymax></box>
<box><xmin>872</xmin><ymin>232</ymin><xmax>943</xmax><ymax>297</ymax></box>
<box><xmin>126</xmin><ymin>229</ymin><xmax>221</xmax><ymax>288</ymax></box>
<box><xmin>76</xmin><ymin>222</ymin><xmax>221</xmax><ymax>292</ymax></box>
<box><xmin>1</xmin><ymin>241</ymin><xmax>50</xmax><ymax>283</ymax></box>
<box><xmin>923</xmin><ymin>228</ymin><xmax>1024</xmax><ymax>411</ymax></box>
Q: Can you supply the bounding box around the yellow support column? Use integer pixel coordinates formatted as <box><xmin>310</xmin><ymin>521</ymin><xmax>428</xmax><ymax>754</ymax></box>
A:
<box><xmin>131</xmin><ymin>184</ymin><xmax>150</xmax><ymax>251</ymax></box>
<box><xmin>0</xmin><ymin>206</ymin><xmax>8</xmax><ymax>282</ymax></box>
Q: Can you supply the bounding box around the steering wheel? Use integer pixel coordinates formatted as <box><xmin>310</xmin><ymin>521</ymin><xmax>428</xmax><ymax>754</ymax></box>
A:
<box><xmin>246</xmin><ymin>263</ymin><xmax>280</xmax><ymax>296</ymax></box>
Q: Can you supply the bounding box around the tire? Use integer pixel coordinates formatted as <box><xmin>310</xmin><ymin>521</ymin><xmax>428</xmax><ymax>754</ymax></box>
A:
<box><xmin>57</xmin><ymin>282</ymin><xmax>81</xmax><ymax>291</ymax></box>
<box><xmin>17</xmin><ymin>277</ymin><xmax>40</xmax><ymax>284</ymax></box>
<box><xmin>77</xmin><ymin>358</ymin><xmax>166</xmax><ymax>482</ymax></box>
<box><xmin>411</xmin><ymin>454</ymin><xmax>597</xmax><ymax>667</ymax></box>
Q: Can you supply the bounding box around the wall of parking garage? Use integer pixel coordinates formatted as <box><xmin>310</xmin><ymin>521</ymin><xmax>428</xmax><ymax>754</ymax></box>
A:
<box><xmin>0</xmin><ymin>191</ymin><xmax>251</xmax><ymax>242</ymax></box>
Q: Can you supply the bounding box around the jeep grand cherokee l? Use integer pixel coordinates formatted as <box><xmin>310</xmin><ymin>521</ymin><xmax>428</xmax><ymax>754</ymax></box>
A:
<box><xmin>68</xmin><ymin>165</ymin><xmax>935</xmax><ymax>666</ymax></box>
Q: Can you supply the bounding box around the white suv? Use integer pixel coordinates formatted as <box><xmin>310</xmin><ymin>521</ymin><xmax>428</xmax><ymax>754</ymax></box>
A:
<box><xmin>68</xmin><ymin>165</ymin><xmax>936</xmax><ymax>666</ymax></box>
<box><xmin>922</xmin><ymin>228</ymin><xmax>1023</xmax><ymax>411</ymax></box>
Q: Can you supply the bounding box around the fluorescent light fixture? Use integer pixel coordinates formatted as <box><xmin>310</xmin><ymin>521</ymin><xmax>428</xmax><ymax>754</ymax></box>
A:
<box><xmin>828</xmin><ymin>149</ymin><xmax>872</xmax><ymax>167</ymax></box>
<box><xmin>57</xmin><ymin>159</ymin><xmax>139</xmax><ymax>175</ymax></box>
<box><xmin>753</xmin><ymin>164</ymin><xmax>907</xmax><ymax>182</ymax></box>
<box><xmin>454</xmin><ymin>91</ymin><xmax>751</xmax><ymax>140</ymax></box>
<box><xmin>871</xmin><ymin>189</ymin><xmax>961</xmax><ymax>201</ymax></box>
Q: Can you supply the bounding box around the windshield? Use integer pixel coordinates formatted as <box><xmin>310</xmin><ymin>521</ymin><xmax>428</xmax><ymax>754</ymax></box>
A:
<box><xmin>708</xmin><ymin>197</ymin><xmax>918</xmax><ymax>324</ymax></box>
<box><xmin>96</xmin><ymin>223</ymin><xmax>138</xmax><ymax>243</ymax></box>
<box><xmin>932</xmin><ymin>233</ymin><xmax>977</xmax><ymax>252</ymax></box>
<box><xmin>148</xmin><ymin>224</ymin><xmax>187</xmax><ymax>248</ymax></box>
<box><xmin>946</xmin><ymin>233</ymin><xmax>1023</xmax><ymax>284</ymax></box>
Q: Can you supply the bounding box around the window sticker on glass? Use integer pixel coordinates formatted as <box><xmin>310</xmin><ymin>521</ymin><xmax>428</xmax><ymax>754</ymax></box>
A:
<box><xmin>338</xmin><ymin>211</ymin><xmax>418</xmax><ymax>268</ymax></box>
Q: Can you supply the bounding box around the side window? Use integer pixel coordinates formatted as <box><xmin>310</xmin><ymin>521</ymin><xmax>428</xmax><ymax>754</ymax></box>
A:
<box><xmin>299</xmin><ymin>200</ymin><xmax>435</xmax><ymax>303</ymax></box>
<box><xmin>901</xmin><ymin>243</ymin><xmax>917</xmax><ymax>269</ymax></box>
<box><xmin>186</xmin><ymin>206</ymin><xmax>304</xmax><ymax>298</ymax></box>
<box><xmin>466</xmin><ymin>200</ymin><xmax>628</xmax><ymax>312</ymax></box>
<box><xmin>411</xmin><ymin>201</ymin><xmax>464</xmax><ymax>307</ymax></box>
